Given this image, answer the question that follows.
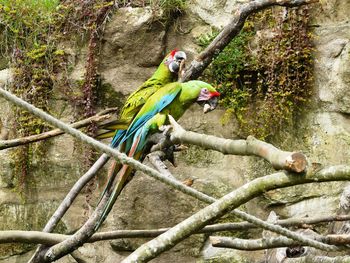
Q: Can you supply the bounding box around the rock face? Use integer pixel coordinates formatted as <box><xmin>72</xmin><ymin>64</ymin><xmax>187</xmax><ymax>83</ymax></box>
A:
<box><xmin>0</xmin><ymin>1</ymin><xmax>350</xmax><ymax>262</ymax></box>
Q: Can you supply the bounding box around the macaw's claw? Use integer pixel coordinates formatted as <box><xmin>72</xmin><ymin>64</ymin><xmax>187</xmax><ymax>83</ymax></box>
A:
<box><xmin>174</xmin><ymin>144</ymin><xmax>188</xmax><ymax>152</ymax></box>
<box><xmin>159</xmin><ymin>124</ymin><xmax>173</xmax><ymax>136</ymax></box>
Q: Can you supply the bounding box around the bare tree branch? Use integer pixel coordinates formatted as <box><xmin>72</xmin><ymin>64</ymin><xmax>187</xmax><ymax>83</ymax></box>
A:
<box><xmin>3</xmin><ymin>216</ymin><xmax>350</xmax><ymax>246</ymax></box>
<box><xmin>209</xmin><ymin>234</ymin><xmax>350</xmax><ymax>250</ymax></box>
<box><xmin>180</xmin><ymin>0</ymin><xmax>318</xmax><ymax>81</ymax></box>
<box><xmin>122</xmin><ymin>166</ymin><xmax>350</xmax><ymax>262</ymax></box>
<box><xmin>0</xmin><ymin>108</ymin><xmax>117</xmax><ymax>150</ymax></box>
<box><xmin>169</xmin><ymin>116</ymin><xmax>307</xmax><ymax>173</ymax></box>
<box><xmin>283</xmin><ymin>256</ymin><xmax>350</xmax><ymax>263</ymax></box>
<box><xmin>147</xmin><ymin>151</ymin><xmax>176</xmax><ymax>179</ymax></box>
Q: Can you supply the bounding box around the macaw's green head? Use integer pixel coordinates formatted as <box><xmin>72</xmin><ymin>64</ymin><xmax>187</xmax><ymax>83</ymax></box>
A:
<box><xmin>181</xmin><ymin>80</ymin><xmax>221</xmax><ymax>113</ymax></box>
<box><xmin>163</xmin><ymin>49</ymin><xmax>187</xmax><ymax>73</ymax></box>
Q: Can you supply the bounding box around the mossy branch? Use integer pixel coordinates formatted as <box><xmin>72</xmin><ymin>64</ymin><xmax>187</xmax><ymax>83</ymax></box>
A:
<box><xmin>169</xmin><ymin>116</ymin><xmax>307</xmax><ymax>173</ymax></box>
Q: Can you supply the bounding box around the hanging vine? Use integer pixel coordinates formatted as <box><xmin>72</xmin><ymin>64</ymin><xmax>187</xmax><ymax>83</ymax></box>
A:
<box><xmin>200</xmin><ymin>6</ymin><xmax>314</xmax><ymax>140</ymax></box>
<box><xmin>0</xmin><ymin>0</ymin><xmax>115</xmax><ymax>194</ymax></box>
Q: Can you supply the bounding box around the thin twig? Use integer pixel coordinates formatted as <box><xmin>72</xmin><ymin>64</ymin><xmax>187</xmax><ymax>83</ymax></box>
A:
<box><xmin>3</xmin><ymin>217</ymin><xmax>350</xmax><ymax>245</ymax></box>
<box><xmin>0</xmin><ymin>107</ymin><xmax>117</xmax><ymax>150</ymax></box>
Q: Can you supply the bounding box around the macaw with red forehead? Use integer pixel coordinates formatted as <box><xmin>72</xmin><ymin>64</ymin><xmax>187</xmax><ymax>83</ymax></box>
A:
<box><xmin>95</xmin><ymin>80</ymin><xmax>220</xmax><ymax>230</ymax></box>
<box><xmin>98</xmin><ymin>49</ymin><xmax>187</xmax><ymax>138</ymax></box>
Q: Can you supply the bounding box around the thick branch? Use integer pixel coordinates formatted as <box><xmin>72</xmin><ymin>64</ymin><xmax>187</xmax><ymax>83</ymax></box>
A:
<box><xmin>169</xmin><ymin>116</ymin><xmax>307</xmax><ymax>173</ymax></box>
<box><xmin>0</xmin><ymin>108</ymin><xmax>117</xmax><ymax>150</ymax></box>
<box><xmin>180</xmin><ymin>0</ymin><xmax>318</xmax><ymax>81</ymax></box>
<box><xmin>123</xmin><ymin>166</ymin><xmax>350</xmax><ymax>262</ymax></box>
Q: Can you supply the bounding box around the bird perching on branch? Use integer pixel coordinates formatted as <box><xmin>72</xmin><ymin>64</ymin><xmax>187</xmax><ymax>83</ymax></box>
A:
<box><xmin>97</xmin><ymin>49</ymin><xmax>187</xmax><ymax>139</ymax></box>
<box><xmin>95</xmin><ymin>80</ymin><xmax>220</xmax><ymax>230</ymax></box>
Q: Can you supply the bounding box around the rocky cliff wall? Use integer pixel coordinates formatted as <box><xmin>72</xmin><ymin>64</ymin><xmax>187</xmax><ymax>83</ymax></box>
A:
<box><xmin>0</xmin><ymin>1</ymin><xmax>349</xmax><ymax>262</ymax></box>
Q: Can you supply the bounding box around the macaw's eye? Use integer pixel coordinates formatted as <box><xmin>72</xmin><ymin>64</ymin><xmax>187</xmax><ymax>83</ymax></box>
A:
<box><xmin>203</xmin><ymin>88</ymin><xmax>208</xmax><ymax>93</ymax></box>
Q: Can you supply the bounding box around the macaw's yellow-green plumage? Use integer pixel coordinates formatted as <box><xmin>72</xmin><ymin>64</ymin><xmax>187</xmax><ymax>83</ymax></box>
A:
<box><xmin>98</xmin><ymin>49</ymin><xmax>186</xmax><ymax>138</ymax></box>
<box><xmin>95</xmin><ymin>80</ymin><xmax>220</xmax><ymax>230</ymax></box>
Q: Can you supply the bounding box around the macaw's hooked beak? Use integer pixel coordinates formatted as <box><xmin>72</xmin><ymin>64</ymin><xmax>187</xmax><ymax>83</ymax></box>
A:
<box><xmin>197</xmin><ymin>90</ymin><xmax>220</xmax><ymax>113</ymax></box>
<box><xmin>168</xmin><ymin>60</ymin><xmax>180</xmax><ymax>73</ymax></box>
<box><xmin>203</xmin><ymin>96</ymin><xmax>219</xmax><ymax>113</ymax></box>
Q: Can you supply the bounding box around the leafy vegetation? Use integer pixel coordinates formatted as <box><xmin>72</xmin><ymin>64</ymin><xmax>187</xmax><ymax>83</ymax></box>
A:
<box><xmin>200</xmin><ymin>7</ymin><xmax>314</xmax><ymax>139</ymax></box>
<box><xmin>0</xmin><ymin>0</ymin><xmax>187</xmax><ymax>193</ymax></box>
<box><xmin>0</xmin><ymin>0</ymin><xmax>115</xmax><ymax>192</ymax></box>
<box><xmin>137</xmin><ymin>0</ymin><xmax>187</xmax><ymax>22</ymax></box>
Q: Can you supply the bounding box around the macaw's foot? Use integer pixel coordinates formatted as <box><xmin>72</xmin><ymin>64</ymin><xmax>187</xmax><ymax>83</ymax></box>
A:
<box><xmin>174</xmin><ymin>144</ymin><xmax>188</xmax><ymax>151</ymax></box>
<box><xmin>159</xmin><ymin>124</ymin><xmax>173</xmax><ymax>135</ymax></box>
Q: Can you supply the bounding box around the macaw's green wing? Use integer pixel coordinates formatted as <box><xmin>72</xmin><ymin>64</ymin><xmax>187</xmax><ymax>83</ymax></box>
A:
<box><xmin>98</xmin><ymin>79</ymin><xmax>169</xmax><ymax>139</ymax></box>
<box><xmin>98</xmin><ymin>118</ymin><xmax>130</xmax><ymax>131</ymax></box>
<box><xmin>97</xmin><ymin>49</ymin><xmax>186</xmax><ymax>140</ymax></box>
<box><xmin>109</xmin><ymin>83</ymin><xmax>178</xmax><ymax>148</ymax></box>
<box><xmin>96</xmin><ymin>130</ymin><xmax>117</xmax><ymax>140</ymax></box>
<box><xmin>119</xmin><ymin>83</ymin><xmax>182</xmax><ymax>146</ymax></box>
<box><xmin>119</xmin><ymin>81</ymin><xmax>161</xmax><ymax>122</ymax></box>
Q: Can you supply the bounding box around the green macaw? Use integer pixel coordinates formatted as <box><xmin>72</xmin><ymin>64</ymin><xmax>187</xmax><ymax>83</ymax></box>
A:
<box><xmin>98</xmin><ymin>49</ymin><xmax>187</xmax><ymax>138</ymax></box>
<box><xmin>95</xmin><ymin>80</ymin><xmax>220</xmax><ymax>230</ymax></box>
